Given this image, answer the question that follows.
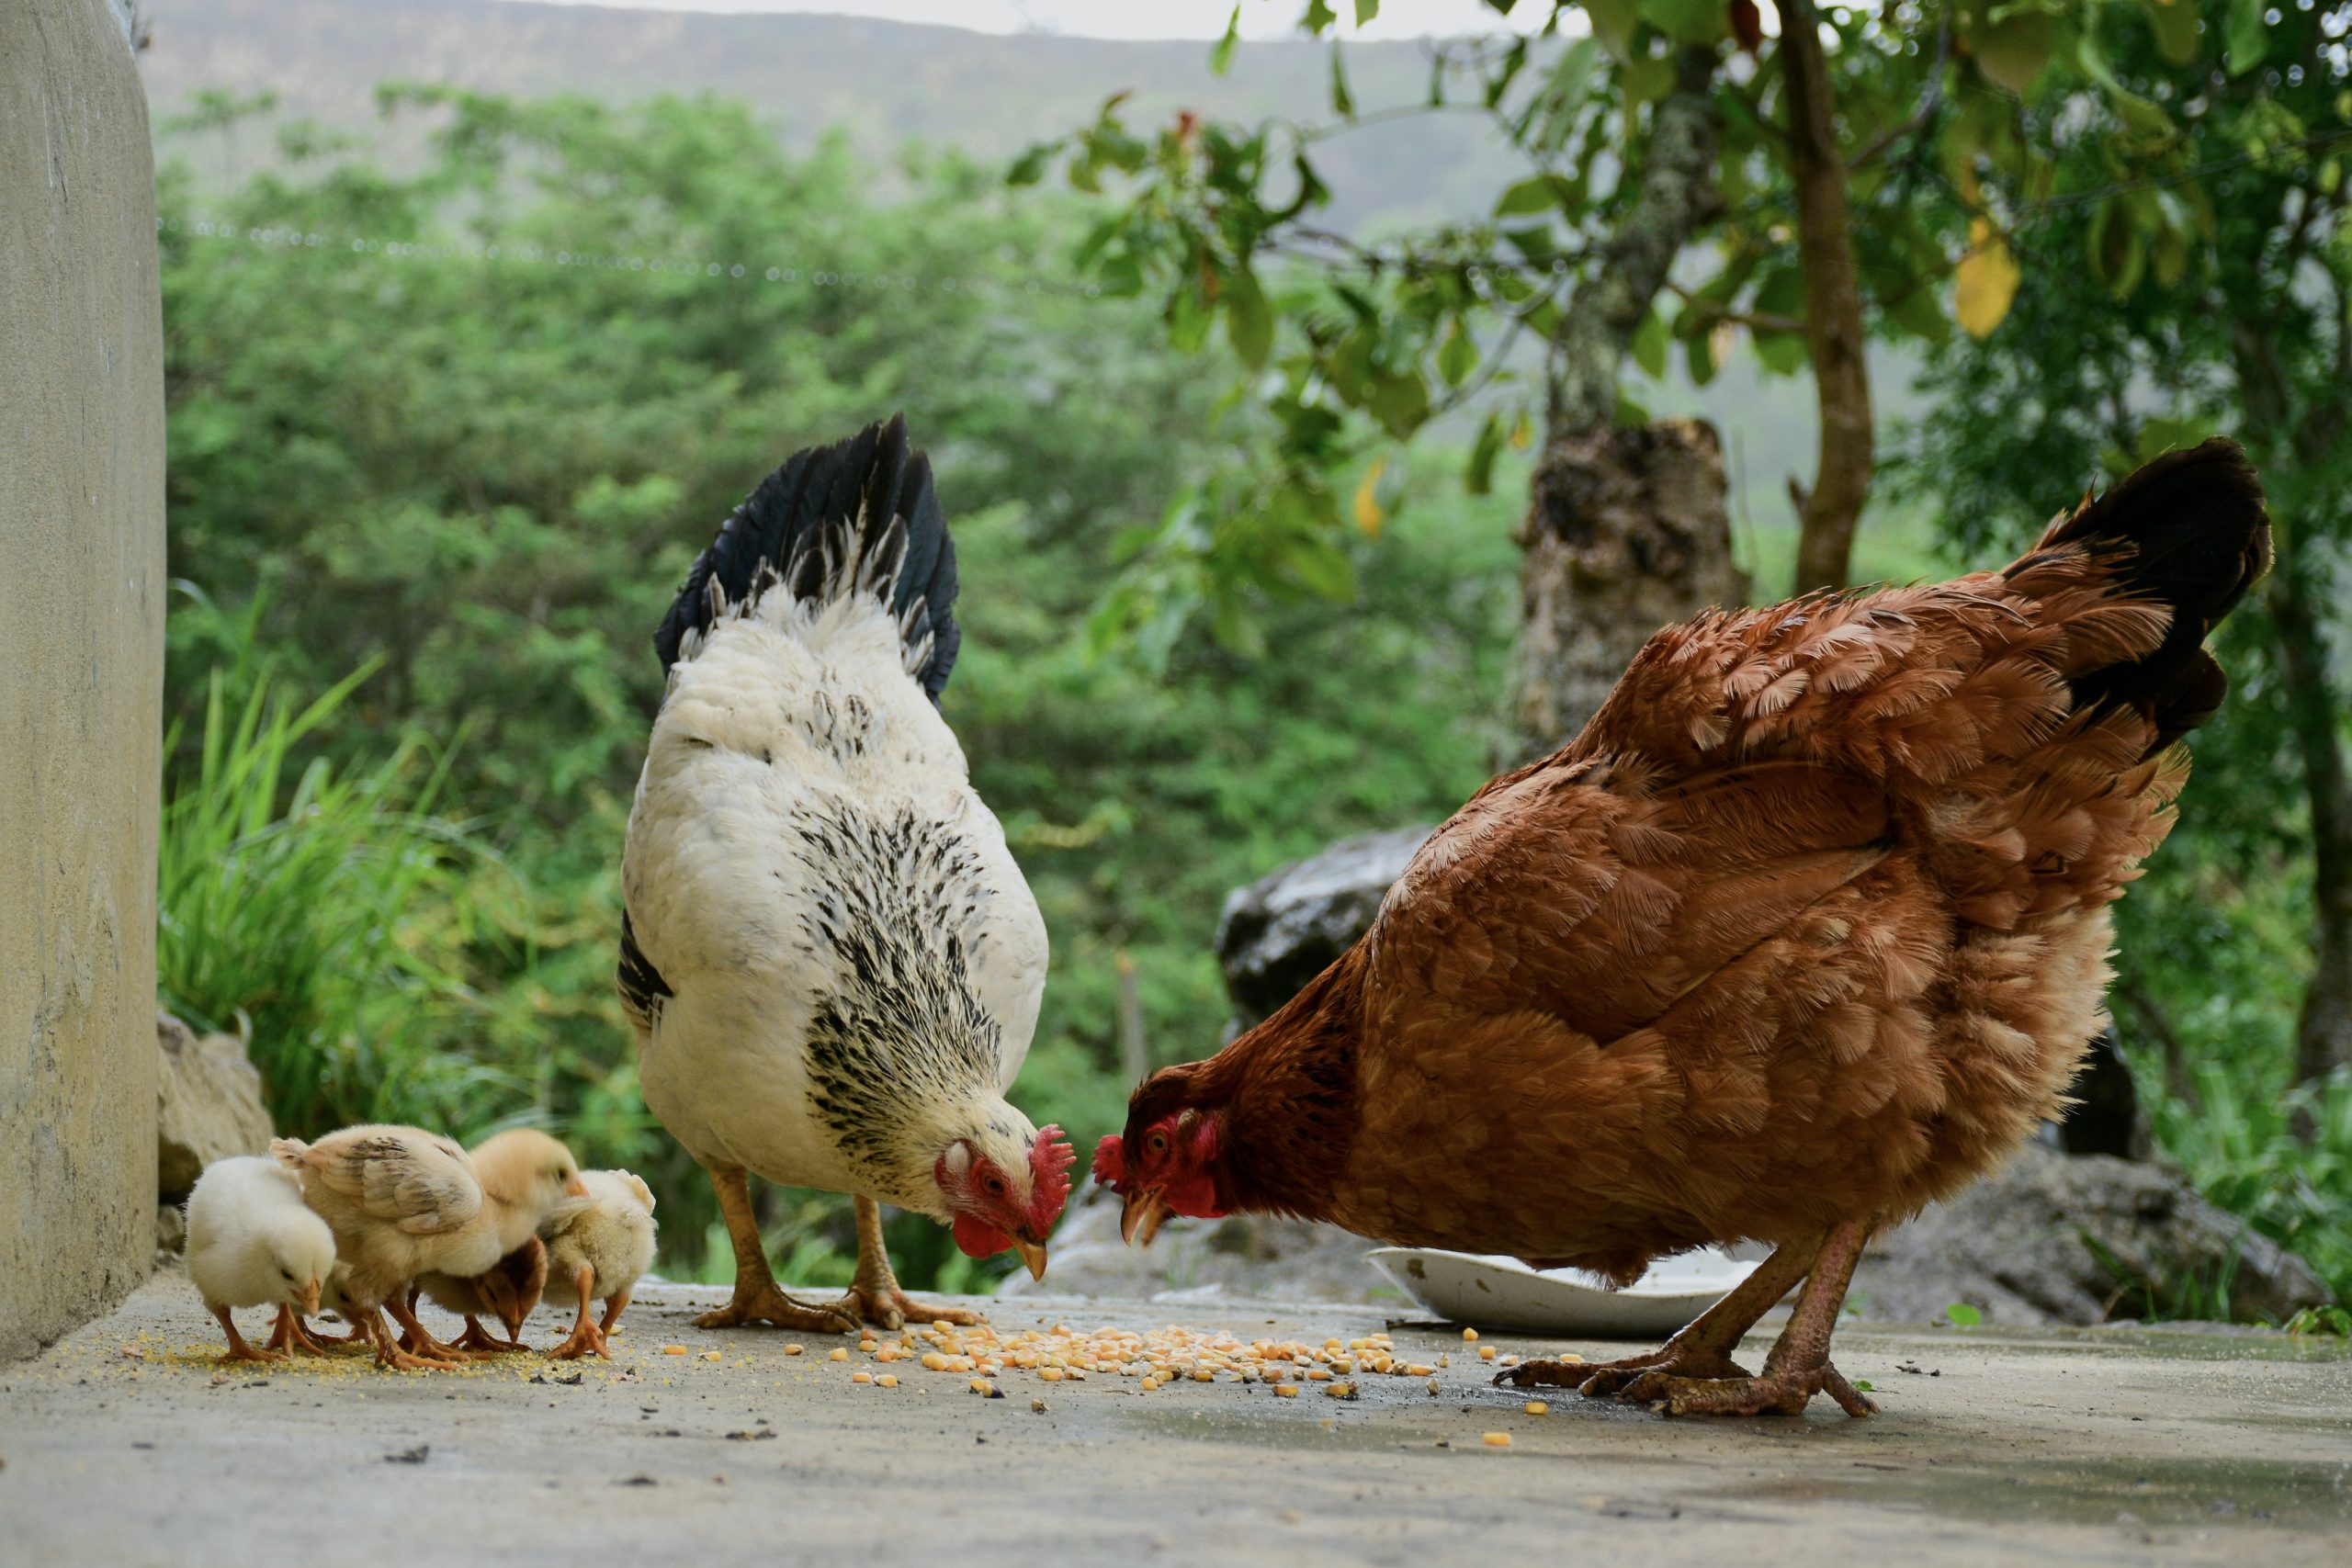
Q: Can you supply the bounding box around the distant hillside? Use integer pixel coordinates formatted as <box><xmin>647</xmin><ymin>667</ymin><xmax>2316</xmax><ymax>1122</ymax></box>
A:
<box><xmin>135</xmin><ymin>0</ymin><xmax>1520</xmax><ymax>233</ymax></box>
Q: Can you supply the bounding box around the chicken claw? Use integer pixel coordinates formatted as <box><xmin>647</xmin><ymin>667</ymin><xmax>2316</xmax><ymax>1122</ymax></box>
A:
<box><xmin>265</xmin><ymin>1304</ymin><xmax>361</xmax><ymax>1358</ymax></box>
<box><xmin>447</xmin><ymin>1317</ymin><xmax>530</xmax><ymax>1355</ymax></box>
<box><xmin>1611</xmin><ymin>1361</ymin><xmax>1878</xmax><ymax>1417</ymax></box>
<box><xmin>210</xmin><ymin>1305</ymin><xmax>287</xmax><ymax>1364</ymax></box>
<box><xmin>695</xmin><ymin>1282</ymin><xmax>861</xmax><ymax>1336</ymax></box>
<box><xmin>824</xmin><ymin>1195</ymin><xmax>986</xmax><ymax>1330</ymax></box>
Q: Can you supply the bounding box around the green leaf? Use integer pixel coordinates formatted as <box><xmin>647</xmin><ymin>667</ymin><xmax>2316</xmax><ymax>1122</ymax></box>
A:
<box><xmin>1004</xmin><ymin>140</ymin><xmax>1057</xmax><ymax>186</ymax></box>
<box><xmin>2225</xmin><ymin>0</ymin><xmax>2268</xmax><ymax>75</ymax></box>
<box><xmin>1224</xmin><ymin>265</ymin><xmax>1273</xmax><ymax>369</ymax></box>
<box><xmin>1684</xmin><ymin>329</ymin><xmax>1717</xmax><ymax>387</ymax></box>
<box><xmin>1613</xmin><ymin>385</ymin><xmax>1652</xmax><ymax>427</ymax></box>
<box><xmin>1354</xmin><ymin>0</ymin><xmax>1380</xmax><ymax>26</ymax></box>
<box><xmin>1367</xmin><ymin>368</ymin><xmax>1430</xmax><ymax>439</ymax></box>
<box><xmin>1630</xmin><ymin>308</ymin><xmax>1669</xmax><ymax>378</ymax></box>
<box><xmin>1329</xmin><ymin>41</ymin><xmax>1355</xmax><ymax>119</ymax></box>
<box><xmin>1437</xmin><ymin>320</ymin><xmax>1478</xmax><ymax>388</ymax></box>
<box><xmin>1969</xmin><ymin>12</ymin><xmax>2057</xmax><ymax>95</ymax></box>
<box><xmin>1305</xmin><ymin>0</ymin><xmax>1337</xmax><ymax>32</ymax></box>
<box><xmin>1752</xmin><ymin>330</ymin><xmax>1808</xmax><ymax>376</ymax></box>
<box><xmin>1495</xmin><ymin>175</ymin><xmax>1570</xmax><ymax>217</ymax></box>
<box><xmin>1585</xmin><ymin>0</ymin><xmax>1640</xmax><ymax>60</ymax></box>
<box><xmin>1465</xmin><ymin>412</ymin><xmax>1504</xmax><ymax>495</ymax></box>
<box><xmin>2144</xmin><ymin>0</ymin><xmax>2202</xmax><ymax>66</ymax></box>
<box><xmin>1640</xmin><ymin>0</ymin><xmax>1725</xmax><ymax>47</ymax></box>
<box><xmin>1945</xmin><ymin>1303</ymin><xmax>1983</xmax><ymax>1329</ymax></box>
<box><xmin>2086</xmin><ymin>198</ymin><xmax>2146</xmax><ymax>298</ymax></box>
<box><xmin>1210</xmin><ymin>6</ymin><xmax>1240</xmax><ymax>77</ymax></box>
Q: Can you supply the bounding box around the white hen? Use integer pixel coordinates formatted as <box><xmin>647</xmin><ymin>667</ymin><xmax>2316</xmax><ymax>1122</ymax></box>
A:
<box><xmin>621</xmin><ymin>415</ymin><xmax>1069</xmax><ymax>1334</ymax></box>
<box><xmin>184</xmin><ymin>1156</ymin><xmax>337</xmax><ymax>1363</ymax></box>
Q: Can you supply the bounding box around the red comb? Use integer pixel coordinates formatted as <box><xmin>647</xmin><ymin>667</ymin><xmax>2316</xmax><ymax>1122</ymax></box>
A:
<box><xmin>1091</xmin><ymin>1134</ymin><xmax>1126</xmax><ymax>1192</ymax></box>
<box><xmin>1028</xmin><ymin>1125</ymin><xmax>1076</xmax><ymax>1229</ymax></box>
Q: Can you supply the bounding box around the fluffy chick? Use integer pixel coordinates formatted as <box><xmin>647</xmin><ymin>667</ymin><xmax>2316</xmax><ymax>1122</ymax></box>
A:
<box><xmin>411</xmin><ymin>1236</ymin><xmax>548</xmax><ymax>1354</ymax></box>
<box><xmin>273</xmin><ymin>1124</ymin><xmax>585</xmax><ymax>1369</ymax></box>
<box><xmin>538</xmin><ymin>1169</ymin><xmax>658</xmax><ymax>1359</ymax></box>
<box><xmin>185</xmin><ymin>1156</ymin><xmax>338</xmax><ymax>1364</ymax></box>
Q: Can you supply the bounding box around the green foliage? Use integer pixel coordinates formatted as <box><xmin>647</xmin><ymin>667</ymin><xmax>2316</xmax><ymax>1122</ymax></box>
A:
<box><xmin>156</xmin><ymin>91</ymin><xmax>1522</xmax><ymax>1284</ymax></box>
<box><xmin>1016</xmin><ymin>0</ymin><xmax>2226</xmax><ymax>650</ymax></box>
<box><xmin>1943</xmin><ymin>1302</ymin><xmax>1984</xmax><ymax>1328</ymax></box>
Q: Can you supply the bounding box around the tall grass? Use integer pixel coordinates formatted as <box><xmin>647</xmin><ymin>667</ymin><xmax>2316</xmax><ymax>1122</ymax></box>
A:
<box><xmin>156</xmin><ymin>656</ymin><xmax>519</xmax><ymax>1136</ymax></box>
<box><xmin>2151</xmin><ymin>1063</ymin><xmax>2352</xmax><ymax>1306</ymax></box>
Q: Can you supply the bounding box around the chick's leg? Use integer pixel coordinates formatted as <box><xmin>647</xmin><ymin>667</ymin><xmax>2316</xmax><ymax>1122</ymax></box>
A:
<box><xmin>1616</xmin><ymin>1219</ymin><xmax>1879</xmax><ymax>1417</ymax></box>
<box><xmin>449</xmin><ymin>1315</ymin><xmax>526</xmax><ymax>1354</ymax></box>
<box><xmin>1503</xmin><ymin>1237</ymin><xmax>1819</xmax><ymax>1394</ymax></box>
<box><xmin>383</xmin><ymin>1295</ymin><xmax>479</xmax><ymax>1366</ymax></box>
<box><xmin>827</xmin><ymin>1194</ymin><xmax>986</xmax><ymax>1331</ymax></box>
<box><xmin>359</xmin><ymin>1307</ymin><xmax>464</xmax><ymax>1371</ymax></box>
<box><xmin>693</xmin><ymin>1164</ymin><xmax>859</xmax><ymax>1335</ymax></box>
<box><xmin>266</xmin><ymin>1305</ymin><xmax>339</xmax><ymax>1358</ymax></box>
<box><xmin>549</xmin><ymin>1264</ymin><xmax>610</xmax><ymax>1359</ymax></box>
<box><xmin>211</xmin><ymin>1305</ymin><xmax>286</xmax><ymax>1364</ymax></box>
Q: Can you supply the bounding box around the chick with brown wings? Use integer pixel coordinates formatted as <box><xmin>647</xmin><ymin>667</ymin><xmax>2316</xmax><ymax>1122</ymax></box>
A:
<box><xmin>1095</xmin><ymin>440</ymin><xmax>2271</xmax><ymax>1418</ymax></box>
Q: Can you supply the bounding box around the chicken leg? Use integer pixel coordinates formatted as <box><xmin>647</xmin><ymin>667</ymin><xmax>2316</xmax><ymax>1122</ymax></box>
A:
<box><xmin>266</xmin><ymin>1304</ymin><xmax>361</xmax><ymax>1358</ymax></box>
<box><xmin>1610</xmin><ymin>1221</ymin><xmax>1878</xmax><ymax>1417</ymax></box>
<box><xmin>209</xmin><ymin>1305</ymin><xmax>286</xmax><ymax>1364</ymax></box>
<box><xmin>391</xmin><ymin>1289</ymin><xmax>490</xmax><ymax>1361</ymax></box>
<box><xmin>549</xmin><ymin>1263</ymin><xmax>610</xmax><ymax>1360</ymax></box>
<box><xmin>822</xmin><ymin>1194</ymin><xmax>986</xmax><ymax>1331</ymax></box>
<box><xmin>1503</xmin><ymin>1235</ymin><xmax>1820</xmax><ymax>1396</ymax></box>
<box><xmin>693</xmin><ymin>1164</ymin><xmax>861</xmax><ymax>1335</ymax></box>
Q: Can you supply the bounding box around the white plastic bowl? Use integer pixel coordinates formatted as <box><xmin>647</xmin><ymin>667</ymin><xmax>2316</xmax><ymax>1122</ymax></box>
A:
<box><xmin>1365</xmin><ymin>1246</ymin><xmax>1760</xmax><ymax>1338</ymax></box>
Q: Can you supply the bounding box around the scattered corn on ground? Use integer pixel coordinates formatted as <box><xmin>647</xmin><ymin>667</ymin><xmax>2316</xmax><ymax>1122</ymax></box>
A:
<box><xmin>811</xmin><ymin>1320</ymin><xmax>1522</xmax><ymax>1397</ymax></box>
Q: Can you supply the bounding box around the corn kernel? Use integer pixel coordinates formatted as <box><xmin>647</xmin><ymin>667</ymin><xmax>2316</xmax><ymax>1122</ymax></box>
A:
<box><xmin>1462</xmin><ymin>1328</ymin><xmax>1480</xmax><ymax>1343</ymax></box>
<box><xmin>784</xmin><ymin>1344</ymin><xmax>804</xmax><ymax>1356</ymax></box>
<box><xmin>1140</xmin><ymin>1377</ymin><xmax>1159</xmax><ymax>1391</ymax></box>
<box><xmin>921</xmin><ymin>1351</ymin><xmax>948</xmax><ymax>1371</ymax></box>
<box><xmin>828</xmin><ymin>1348</ymin><xmax>850</xmax><ymax>1362</ymax></box>
<box><xmin>1478</xmin><ymin>1346</ymin><xmax>1497</xmax><ymax>1362</ymax></box>
<box><xmin>876</xmin><ymin>1374</ymin><xmax>899</xmax><ymax>1388</ymax></box>
<box><xmin>1407</xmin><ymin>1364</ymin><xmax>1433</xmax><ymax>1378</ymax></box>
<box><xmin>1524</xmin><ymin>1401</ymin><xmax>1549</xmax><ymax>1416</ymax></box>
<box><xmin>1426</xmin><ymin>1378</ymin><xmax>1440</xmax><ymax>1396</ymax></box>
<box><xmin>1037</xmin><ymin>1367</ymin><xmax>1064</xmax><ymax>1382</ymax></box>
<box><xmin>662</xmin><ymin>1345</ymin><xmax>688</xmax><ymax>1356</ymax></box>
<box><xmin>851</xmin><ymin>1371</ymin><xmax>873</xmax><ymax>1384</ymax></box>
<box><xmin>968</xmin><ymin>1379</ymin><xmax>994</xmax><ymax>1396</ymax></box>
<box><xmin>703</xmin><ymin>1350</ymin><xmax>723</xmax><ymax>1361</ymax></box>
<box><xmin>1273</xmin><ymin>1384</ymin><xmax>1299</xmax><ymax>1398</ymax></box>
<box><xmin>1191</xmin><ymin>1370</ymin><xmax>1214</xmax><ymax>1383</ymax></box>
<box><xmin>1482</xmin><ymin>1432</ymin><xmax>1511</xmax><ymax>1449</ymax></box>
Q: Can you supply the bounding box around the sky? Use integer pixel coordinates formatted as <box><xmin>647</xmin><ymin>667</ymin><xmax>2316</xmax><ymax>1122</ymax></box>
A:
<box><xmin>492</xmin><ymin>0</ymin><xmax>1553</xmax><ymax>41</ymax></box>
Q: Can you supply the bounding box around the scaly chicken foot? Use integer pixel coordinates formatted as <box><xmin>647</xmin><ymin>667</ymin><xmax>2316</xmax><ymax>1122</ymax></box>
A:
<box><xmin>1617</xmin><ymin>1220</ymin><xmax>1879</xmax><ymax>1418</ymax></box>
<box><xmin>695</xmin><ymin>1164</ymin><xmax>862</xmax><ymax>1335</ymax></box>
<box><xmin>447</xmin><ymin>1315</ymin><xmax>530</xmax><ymax>1354</ymax></box>
<box><xmin>1500</xmin><ymin>1234</ymin><xmax>1819</xmax><ymax>1396</ymax></box>
<box><xmin>549</xmin><ymin>1263</ymin><xmax>611</xmax><ymax>1359</ymax></box>
<box><xmin>265</xmin><ymin>1304</ymin><xmax>359</xmax><ymax>1358</ymax></box>
<box><xmin>826</xmin><ymin>1195</ymin><xmax>987</xmax><ymax>1331</ymax></box>
<box><xmin>210</xmin><ymin>1305</ymin><xmax>287</xmax><ymax>1364</ymax></box>
<box><xmin>383</xmin><ymin>1297</ymin><xmax>481</xmax><ymax>1367</ymax></box>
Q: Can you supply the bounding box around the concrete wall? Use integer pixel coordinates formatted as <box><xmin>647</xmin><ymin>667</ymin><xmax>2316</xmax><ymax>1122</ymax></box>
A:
<box><xmin>0</xmin><ymin>0</ymin><xmax>165</xmax><ymax>1362</ymax></box>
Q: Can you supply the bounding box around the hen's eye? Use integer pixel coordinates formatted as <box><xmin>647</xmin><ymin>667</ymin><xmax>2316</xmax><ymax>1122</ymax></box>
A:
<box><xmin>1147</xmin><ymin>1133</ymin><xmax>1168</xmax><ymax>1155</ymax></box>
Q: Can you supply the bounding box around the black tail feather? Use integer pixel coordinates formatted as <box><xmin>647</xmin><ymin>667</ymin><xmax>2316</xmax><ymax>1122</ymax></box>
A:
<box><xmin>652</xmin><ymin>413</ymin><xmax>962</xmax><ymax>702</ymax></box>
<box><xmin>2013</xmin><ymin>437</ymin><xmax>2271</xmax><ymax>750</ymax></box>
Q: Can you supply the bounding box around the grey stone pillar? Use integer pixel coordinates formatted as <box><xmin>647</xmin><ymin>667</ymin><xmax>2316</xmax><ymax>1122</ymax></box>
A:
<box><xmin>1</xmin><ymin>0</ymin><xmax>166</xmax><ymax>1361</ymax></box>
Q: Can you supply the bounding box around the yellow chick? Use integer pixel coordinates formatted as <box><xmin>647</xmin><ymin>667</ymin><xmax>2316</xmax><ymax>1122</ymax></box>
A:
<box><xmin>538</xmin><ymin>1168</ymin><xmax>657</xmax><ymax>1359</ymax></box>
<box><xmin>185</xmin><ymin>1156</ymin><xmax>338</xmax><ymax>1363</ymax></box>
<box><xmin>272</xmin><ymin>1124</ymin><xmax>585</xmax><ymax>1369</ymax></box>
<box><xmin>410</xmin><ymin>1235</ymin><xmax>548</xmax><ymax>1355</ymax></box>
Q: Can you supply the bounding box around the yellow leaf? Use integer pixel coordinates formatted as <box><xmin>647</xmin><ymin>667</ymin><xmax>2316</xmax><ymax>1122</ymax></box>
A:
<box><xmin>1954</xmin><ymin>218</ymin><xmax>2019</xmax><ymax>339</ymax></box>
<box><xmin>1352</xmin><ymin>457</ymin><xmax>1386</xmax><ymax>537</ymax></box>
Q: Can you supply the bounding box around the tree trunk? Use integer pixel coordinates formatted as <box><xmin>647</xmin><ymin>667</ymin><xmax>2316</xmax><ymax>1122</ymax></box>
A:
<box><xmin>1510</xmin><ymin>47</ymin><xmax>1744</xmax><ymax>758</ymax></box>
<box><xmin>1781</xmin><ymin>0</ymin><xmax>1873</xmax><ymax>595</ymax></box>
<box><xmin>2231</xmin><ymin>320</ymin><xmax>2352</xmax><ymax>1095</ymax></box>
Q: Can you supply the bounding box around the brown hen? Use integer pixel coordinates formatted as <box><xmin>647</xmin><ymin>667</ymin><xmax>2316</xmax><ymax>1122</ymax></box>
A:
<box><xmin>1094</xmin><ymin>440</ymin><xmax>2271</xmax><ymax>1417</ymax></box>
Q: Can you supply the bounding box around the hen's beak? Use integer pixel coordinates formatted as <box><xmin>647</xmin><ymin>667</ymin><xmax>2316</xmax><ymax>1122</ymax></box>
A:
<box><xmin>300</xmin><ymin>1280</ymin><xmax>322</xmax><ymax>1317</ymax></box>
<box><xmin>1013</xmin><ymin>1237</ymin><xmax>1048</xmax><ymax>1281</ymax></box>
<box><xmin>1120</xmin><ymin>1188</ymin><xmax>1170</xmax><ymax>1248</ymax></box>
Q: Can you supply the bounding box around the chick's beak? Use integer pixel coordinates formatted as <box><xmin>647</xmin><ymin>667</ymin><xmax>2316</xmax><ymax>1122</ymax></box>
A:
<box><xmin>1013</xmin><ymin>1236</ymin><xmax>1048</xmax><ymax>1282</ymax></box>
<box><xmin>565</xmin><ymin>1174</ymin><xmax>590</xmax><ymax>1198</ymax></box>
<box><xmin>300</xmin><ymin>1279</ymin><xmax>322</xmax><ymax>1316</ymax></box>
<box><xmin>1120</xmin><ymin>1188</ymin><xmax>1170</xmax><ymax>1248</ymax></box>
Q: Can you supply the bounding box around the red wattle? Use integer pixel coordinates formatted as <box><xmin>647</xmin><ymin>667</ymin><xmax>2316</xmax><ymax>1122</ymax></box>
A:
<box><xmin>952</xmin><ymin>1213</ymin><xmax>1014</xmax><ymax>1260</ymax></box>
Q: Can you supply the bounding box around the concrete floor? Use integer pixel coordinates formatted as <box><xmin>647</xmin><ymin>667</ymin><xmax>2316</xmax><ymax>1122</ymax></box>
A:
<box><xmin>1</xmin><ymin>1275</ymin><xmax>2346</xmax><ymax>1567</ymax></box>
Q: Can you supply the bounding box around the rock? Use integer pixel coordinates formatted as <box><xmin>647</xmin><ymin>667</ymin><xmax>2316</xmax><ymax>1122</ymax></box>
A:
<box><xmin>154</xmin><ymin>1011</ymin><xmax>274</xmax><ymax>1203</ymax></box>
<box><xmin>1215</xmin><ymin>825</ymin><xmax>1432</xmax><ymax>1032</ymax></box>
<box><xmin>1855</xmin><ymin>1141</ymin><xmax>2334</xmax><ymax>1327</ymax></box>
<box><xmin>153</xmin><ymin>1202</ymin><xmax>186</xmax><ymax>1267</ymax></box>
<box><xmin>1006</xmin><ymin>1190</ymin><xmax>1397</xmax><ymax>1307</ymax></box>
